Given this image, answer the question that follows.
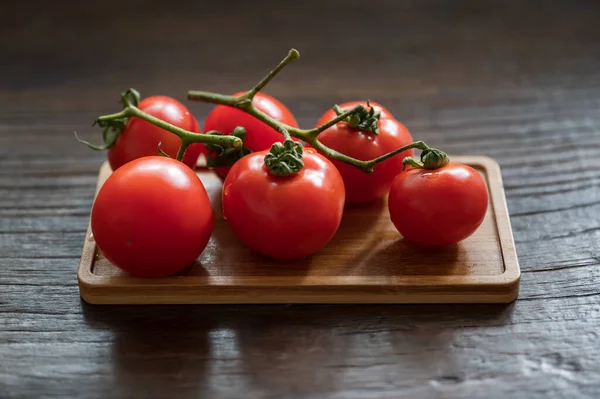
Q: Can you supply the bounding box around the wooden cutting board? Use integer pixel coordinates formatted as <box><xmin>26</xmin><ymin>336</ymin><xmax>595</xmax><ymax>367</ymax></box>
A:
<box><xmin>77</xmin><ymin>156</ymin><xmax>520</xmax><ymax>304</ymax></box>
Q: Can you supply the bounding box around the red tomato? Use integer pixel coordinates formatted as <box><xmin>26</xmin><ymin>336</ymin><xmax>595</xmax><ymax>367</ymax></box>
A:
<box><xmin>388</xmin><ymin>163</ymin><xmax>489</xmax><ymax>246</ymax></box>
<box><xmin>315</xmin><ymin>101</ymin><xmax>414</xmax><ymax>203</ymax></box>
<box><xmin>222</xmin><ymin>148</ymin><xmax>345</xmax><ymax>260</ymax></box>
<box><xmin>204</xmin><ymin>92</ymin><xmax>298</xmax><ymax>175</ymax></box>
<box><xmin>108</xmin><ymin>96</ymin><xmax>203</xmax><ymax>171</ymax></box>
<box><xmin>91</xmin><ymin>156</ymin><xmax>214</xmax><ymax>277</ymax></box>
<box><xmin>214</xmin><ymin>164</ymin><xmax>232</xmax><ymax>180</ymax></box>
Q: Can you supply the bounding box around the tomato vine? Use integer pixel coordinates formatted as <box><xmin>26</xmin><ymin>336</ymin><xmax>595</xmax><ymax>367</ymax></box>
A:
<box><xmin>80</xmin><ymin>48</ymin><xmax>450</xmax><ymax>176</ymax></box>
<box><xmin>188</xmin><ymin>49</ymin><xmax>450</xmax><ymax>174</ymax></box>
<box><xmin>75</xmin><ymin>89</ymin><xmax>244</xmax><ymax>160</ymax></box>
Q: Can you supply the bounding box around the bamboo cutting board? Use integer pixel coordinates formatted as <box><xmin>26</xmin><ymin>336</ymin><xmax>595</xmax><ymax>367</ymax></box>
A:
<box><xmin>77</xmin><ymin>156</ymin><xmax>520</xmax><ymax>304</ymax></box>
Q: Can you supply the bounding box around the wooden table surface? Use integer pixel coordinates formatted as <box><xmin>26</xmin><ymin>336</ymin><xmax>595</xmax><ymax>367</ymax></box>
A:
<box><xmin>2</xmin><ymin>1</ymin><xmax>599</xmax><ymax>398</ymax></box>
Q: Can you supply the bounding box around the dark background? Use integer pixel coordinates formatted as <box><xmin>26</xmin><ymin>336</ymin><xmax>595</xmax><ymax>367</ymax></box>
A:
<box><xmin>1</xmin><ymin>1</ymin><xmax>600</xmax><ymax>398</ymax></box>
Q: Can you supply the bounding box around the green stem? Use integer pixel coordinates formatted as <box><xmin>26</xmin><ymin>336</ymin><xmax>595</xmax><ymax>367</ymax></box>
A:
<box><xmin>188</xmin><ymin>88</ymin><xmax>365</xmax><ymax>144</ymax></box>
<box><xmin>245</xmin><ymin>49</ymin><xmax>300</xmax><ymax>99</ymax></box>
<box><xmin>176</xmin><ymin>139</ymin><xmax>190</xmax><ymax>161</ymax></box>
<box><xmin>81</xmin><ymin>50</ymin><xmax>451</xmax><ymax>174</ymax></box>
<box><xmin>190</xmin><ymin>86</ymin><xmax>411</xmax><ymax>172</ymax></box>
<box><xmin>402</xmin><ymin>148</ymin><xmax>450</xmax><ymax>170</ymax></box>
<box><xmin>74</xmin><ymin>130</ymin><xmax>117</xmax><ymax>151</ymax></box>
<box><xmin>186</xmin><ymin>48</ymin><xmax>448</xmax><ymax>173</ymax></box>
<box><xmin>364</xmin><ymin>141</ymin><xmax>431</xmax><ymax>169</ymax></box>
<box><xmin>281</xmin><ymin>128</ymin><xmax>292</xmax><ymax>142</ymax></box>
<box><xmin>157</xmin><ymin>142</ymin><xmax>171</xmax><ymax>158</ymax></box>
<box><xmin>402</xmin><ymin>157</ymin><xmax>424</xmax><ymax>169</ymax></box>
<box><xmin>96</xmin><ymin>109</ymin><xmax>129</xmax><ymax>122</ymax></box>
<box><xmin>82</xmin><ymin>104</ymin><xmax>243</xmax><ymax>162</ymax></box>
<box><xmin>306</xmin><ymin>105</ymin><xmax>366</xmax><ymax>137</ymax></box>
<box><xmin>126</xmin><ymin>107</ymin><xmax>241</xmax><ymax>150</ymax></box>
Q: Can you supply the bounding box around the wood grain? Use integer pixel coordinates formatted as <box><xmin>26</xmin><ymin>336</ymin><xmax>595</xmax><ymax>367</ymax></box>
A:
<box><xmin>1</xmin><ymin>0</ymin><xmax>599</xmax><ymax>398</ymax></box>
<box><xmin>78</xmin><ymin>157</ymin><xmax>519</xmax><ymax>304</ymax></box>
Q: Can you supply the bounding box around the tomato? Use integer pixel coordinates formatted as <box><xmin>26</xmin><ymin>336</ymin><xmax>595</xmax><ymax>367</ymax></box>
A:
<box><xmin>91</xmin><ymin>156</ymin><xmax>214</xmax><ymax>277</ymax></box>
<box><xmin>315</xmin><ymin>101</ymin><xmax>414</xmax><ymax>203</ymax></box>
<box><xmin>108</xmin><ymin>96</ymin><xmax>203</xmax><ymax>171</ymax></box>
<box><xmin>222</xmin><ymin>148</ymin><xmax>345</xmax><ymax>260</ymax></box>
<box><xmin>204</xmin><ymin>92</ymin><xmax>298</xmax><ymax>175</ymax></box>
<box><xmin>388</xmin><ymin>163</ymin><xmax>489</xmax><ymax>246</ymax></box>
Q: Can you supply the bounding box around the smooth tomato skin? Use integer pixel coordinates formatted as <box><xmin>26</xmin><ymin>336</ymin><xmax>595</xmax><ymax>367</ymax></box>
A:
<box><xmin>315</xmin><ymin>103</ymin><xmax>414</xmax><ymax>203</ymax></box>
<box><xmin>108</xmin><ymin>96</ymin><xmax>203</xmax><ymax>171</ymax></box>
<box><xmin>222</xmin><ymin>148</ymin><xmax>345</xmax><ymax>260</ymax></box>
<box><xmin>204</xmin><ymin>91</ymin><xmax>298</xmax><ymax>153</ymax></box>
<box><xmin>91</xmin><ymin>156</ymin><xmax>214</xmax><ymax>277</ymax></box>
<box><xmin>388</xmin><ymin>163</ymin><xmax>489</xmax><ymax>246</ymax></box>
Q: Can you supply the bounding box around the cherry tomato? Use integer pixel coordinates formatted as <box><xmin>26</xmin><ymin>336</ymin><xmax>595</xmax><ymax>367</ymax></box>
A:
<box><xmin>315</xmin><ymin>101</ymin><xmax>414</xmax><ymax>203</ymax></box>
<box><xmin>91</xmin><ymin>156</ymin><xmax>214</xmax><ymax>277</ymax></box>
<box><xmin>214</xmin><ymin>164</ymin><xmax>233</xmax><ymax>180</ymax></box>
<box><xmin>222</xmin><ymin>148</ymin><xmax>345</xmax><ymax>260</ymax></box>
<box><xmin>388</xmin><ymin>163</ymin><xmax>489</xmax><ymax>246</ymax></box>
<box><xmin>204</xmin><ymin>92</ymin><xmax>298</xmax><ymax>176</ymax></box>
<box><xmin>108</xmin><ymin>96</ymin><xmax>203</xmax><ymax>171</ymax></box>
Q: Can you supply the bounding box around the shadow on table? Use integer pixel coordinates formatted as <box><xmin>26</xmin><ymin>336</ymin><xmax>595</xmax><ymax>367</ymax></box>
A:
<box><xmin>81</xmin><ymin>300</ymin><xmax>516</xmax><ymax>397</ymax></box>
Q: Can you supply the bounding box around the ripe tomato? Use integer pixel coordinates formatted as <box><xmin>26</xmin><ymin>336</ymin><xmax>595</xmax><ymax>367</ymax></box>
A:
<box><xmin>91</xmin><ymin>156</ymin><xmax>214</xmax><ymax>277</ymax></box>
<box><xmin>315</xmin><ymin>101</ymin><xmax>414</xmax><ymax>203</ymax></box>
<box><xmin>222</xmin><ymin>148</ymin><xmax>345</xmax><ymax>260</ymax></box>
<box><xmin>388</xmin><ymin>163</ymin><xmax>489</xmax><ymax>246</ymax></box>
<box><xmin>108</xmin><ymin>96</ymin><xmax>203</xmax><ymax>171</ymax></box>
<box><xmin>204</xmin><ymin>92</ymin><xmax>298</xmax><ymax>175</ymax></box>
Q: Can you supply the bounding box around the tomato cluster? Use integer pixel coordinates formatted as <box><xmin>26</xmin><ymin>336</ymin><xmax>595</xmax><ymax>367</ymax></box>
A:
<box><xmin>88</xmin><ymin>89</ymin><xmax>488</xmax><ymax>278</ymax></box>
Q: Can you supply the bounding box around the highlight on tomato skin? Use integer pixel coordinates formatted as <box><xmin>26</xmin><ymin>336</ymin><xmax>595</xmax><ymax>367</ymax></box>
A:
<box><xmin>221</xmin><ymin>149</ymin><xmax>345</xmax><ymax>261</ymax></box>
<box><xmin>91</xmin><ymin>156</ymin><xmax>214</xmax><ymax>277</ymax></box>
<box><xmin>314</xmin><ymin>101</ymin><xmax>414</xmax><ymax>204</ymax></box>
<box><xmin>108</xmin><ymin>96</ymin><xmax>203</xmax><ymax>171</ymax></box>
<box><xmin>388</xmin><ymin>163</ymin><xmax>489</xmax><ymax>246</ymax></box>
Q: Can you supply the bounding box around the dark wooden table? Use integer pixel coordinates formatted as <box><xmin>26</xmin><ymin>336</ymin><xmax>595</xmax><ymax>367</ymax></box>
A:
<box><xmin>2</xmin><ymin>1</ymin><xmax>599</xmax><ymax>398</ymax></box>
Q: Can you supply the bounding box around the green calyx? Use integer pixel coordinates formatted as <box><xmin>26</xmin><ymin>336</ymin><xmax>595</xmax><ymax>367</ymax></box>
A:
<box><xmin>402</xmin><ymin>148</ymin><xmax>450</xmax><ymax>170</ymax></box>
<box><xmin>74</xmin><ymin>117</ymin><xmax>126</xmax><ymax>151</ymax></box>
<box><xmin>264</xmin><ymin>136</ymin><xmax>304</xmax><ymax>177</ymax></box>
<box><xmin>205</xmin><ymin>126</ymin><xmax>251</xmax><ymax>168</ymax></box>
<box><xmin>74</xmin><ymin>88</ymin><xmax>141</xmax><ymax>151</ymax></box>
<box><xmin>120</xmin><ymin>88</ymin><xmax>141</xmax><ymax>108</ymax></box>
<box><xmin>333</xmin><ymin>101</ymin><xmax>381</xmax><ymax>134</ymax></box>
